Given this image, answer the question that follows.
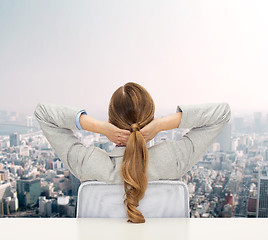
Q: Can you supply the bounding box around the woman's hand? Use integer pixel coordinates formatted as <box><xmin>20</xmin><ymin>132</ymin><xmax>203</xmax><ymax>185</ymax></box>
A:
<box><xmin>102</xmin><ymin>118</ymin><xmax>163</xmax><ymax>145</ymax></box>
<box><xmin>80</xmin><ymin>113</ymin><xmax>165</xmax><ymax>146</ymax></box>
<box><xmin>101</xmin><ymin>119</ymin><xmax>161</xmax><ymax>145</ymax></box>
<box><xmin>79</xmin><ymin>114</ymin><xmax>131</xmax><ymax>146</ymax></box>
<box><xmin>140</xmin><ymin>118</ymin><xmax>162</xmax><ymax>143</ymax></box>
<box><xmin>101</xmin><ymin>121</ymin><xmax>131</xmax><ymax>146</ymax></box>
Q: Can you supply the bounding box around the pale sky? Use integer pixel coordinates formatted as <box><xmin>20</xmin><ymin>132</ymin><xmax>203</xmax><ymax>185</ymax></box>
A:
<box><xmin>0</xmin><ymin>0</ymin><xmax>267</xmax><ymax>120</ymax></box>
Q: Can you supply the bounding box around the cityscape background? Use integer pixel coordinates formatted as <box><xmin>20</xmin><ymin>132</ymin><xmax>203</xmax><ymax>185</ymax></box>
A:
<box><xmin>0</xmin><ymin>109</ymin><xmax>268</xmax><ymax>218</ymax></box>
<box><xmin>1</xmin><ymin>0</ymin><xmax>268</xmax><ymax>217</ymax></box>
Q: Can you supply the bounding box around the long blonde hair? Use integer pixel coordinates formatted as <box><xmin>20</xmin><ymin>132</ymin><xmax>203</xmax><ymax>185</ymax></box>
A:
<box><xmin>108</xmin><ymin>82</ymin><xmax>155</xmax><ymax>223</ymax></box>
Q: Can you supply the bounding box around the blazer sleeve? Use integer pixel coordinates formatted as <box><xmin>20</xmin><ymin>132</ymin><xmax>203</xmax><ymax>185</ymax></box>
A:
<box><xmin>34</xmin><ymin>102</ymin><xmax>95</xmax><ymax>180</ymax></box>
<box><xmin>166</xmin><ymin>102</ymin><xmax>231</xmax><ymax>177</ymax></box>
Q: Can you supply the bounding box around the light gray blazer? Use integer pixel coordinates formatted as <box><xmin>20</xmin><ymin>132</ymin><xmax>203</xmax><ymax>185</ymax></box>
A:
<box><xmin>34</xmin><ymin>102</ymin><xmax>231</xmax><ymax>184</ymax></box>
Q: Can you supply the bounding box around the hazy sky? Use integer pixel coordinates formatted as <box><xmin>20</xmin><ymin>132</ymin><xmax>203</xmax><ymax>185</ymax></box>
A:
<box><xmin>1</xmin><ymin>0</ymin><xmax>267</xmax><ymax>120</ymax></box>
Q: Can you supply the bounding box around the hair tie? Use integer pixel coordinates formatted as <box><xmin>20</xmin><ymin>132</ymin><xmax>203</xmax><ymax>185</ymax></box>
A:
<box><xmin>130</xmin><ymin>123</ymin><xmax>140</xmax><ymax>132</ymax></box>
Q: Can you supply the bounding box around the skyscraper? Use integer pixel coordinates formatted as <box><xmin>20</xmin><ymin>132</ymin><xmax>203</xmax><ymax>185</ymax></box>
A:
<box><xmin>233</xmin><ymin>117</ymin><xmax>244</xmax><ymax>133</ymax></box>
<box><xmin>27</xmin><ymin>116</ymin><xmax>33</xmax><ymax>133</ymax></box>
<box><xmin>16</xmin><ymin>176</ymin><xmax>41</xmax><ymax>207</ymax></box>
<box><xmin>253</xmin><ymin>112</ymin><xmax>262</xmax><ymax>134</ymax></box>
<box><xmin>71</xmin><ymin>173</ymin><xmax>81</xmax><ymax>196</ymax></box>
<box><xmin>256</xmin><ymin>168</ymin><xmax>268</xmax><ymax>217</ymax></box>
<box><xmin>10</xmin><ymin>132</ymin><xmax>19</xmax><ymax>147</ymax></box>
<box><xmin>215</xmin><ymin>123</ymin><xmax>232</xmax><ymax>152</ymax></box>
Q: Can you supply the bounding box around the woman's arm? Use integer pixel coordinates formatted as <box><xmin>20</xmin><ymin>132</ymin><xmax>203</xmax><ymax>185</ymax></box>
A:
<box><xmin>34</xmin><ymin>102</ymin><xmax>92</xmax><ymax>180</ymax></box>
<box><xmin>158</xmin><ymin>112</ymin><xmax>183</xmax><ymax>131</ymax></box>
<box><xmin>34</xmin><ymin>102</ymin><xmax>131</xmax><ymax>180</ymax></box>
<box><xmin>79</xmin><ymin>113</ymin><xmax>104</xmax><ymax>134</ymax></box>
<box><xmin>140</xmin><ymin>112</ymin><xmax>182</xmax><ymax>143</ymax></box>
<box><xmin>79</xmin><ymin>113</ymin><xmax>131</xmax><ymax>146</ymax></box>
<box><xmin>166</xmin><ymin>102</ymin><xmax>231</xmax><ymax>177</ymax></box>
<box><xmin>141</xmin><ymin>102</ymin><xmax>231</xmax><ymax>178</ymax></box>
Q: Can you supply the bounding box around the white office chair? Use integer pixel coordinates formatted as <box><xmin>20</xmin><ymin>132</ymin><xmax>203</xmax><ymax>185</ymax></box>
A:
<box><xmin>76</xmin><ymin>179</ymin><xmax>190</xmax><ymax>218</ymax></box>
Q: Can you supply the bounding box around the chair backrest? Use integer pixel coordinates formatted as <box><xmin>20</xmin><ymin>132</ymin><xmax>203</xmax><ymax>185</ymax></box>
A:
<box><xmin>76</xmin><ymin>179</ymin><xmax>190</xmax><ymax>218</ymax></box>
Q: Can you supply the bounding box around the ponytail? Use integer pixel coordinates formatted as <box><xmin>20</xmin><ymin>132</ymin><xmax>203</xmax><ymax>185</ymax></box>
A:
<box><xmin>108</xmin><ymin>82</ymin><xmax>155</xmax><ymax>223</ymax></box>
<box><xmin>120</xmin><ymin>123</ymin><xmax>149</xmax><ymax>223</ymax></box>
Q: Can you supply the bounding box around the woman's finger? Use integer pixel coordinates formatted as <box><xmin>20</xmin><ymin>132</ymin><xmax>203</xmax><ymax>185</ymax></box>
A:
<box><xmin>120</xmin><ymin>129</ymin><xmax>131</xmax><ymax>136</ymax></box>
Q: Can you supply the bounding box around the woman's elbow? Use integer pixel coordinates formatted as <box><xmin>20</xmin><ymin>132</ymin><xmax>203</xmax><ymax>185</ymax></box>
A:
<box><xmin>223</xmin><ymin>102</ymin><xmax>231</xmax><ymax>123</ymax></box>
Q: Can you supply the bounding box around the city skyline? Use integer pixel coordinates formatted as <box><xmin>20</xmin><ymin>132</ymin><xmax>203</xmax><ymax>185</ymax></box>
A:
<box><xmin>1</xmin><ymin>117</ymin><xmax>268</xmax><ymax>218</ymax></box>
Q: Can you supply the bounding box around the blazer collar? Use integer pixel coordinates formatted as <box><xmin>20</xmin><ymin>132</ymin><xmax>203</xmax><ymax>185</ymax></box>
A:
<box><xmin>108</xmin><ymin>145</ymin><xmax>125</xmax><ymax>157</ymax></box>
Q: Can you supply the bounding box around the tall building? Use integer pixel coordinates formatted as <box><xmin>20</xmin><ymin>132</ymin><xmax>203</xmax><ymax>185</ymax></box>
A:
<box><xmin>215</xmin><ymin>123</ymin><xmax>232</xmax><ymax>152</ymax></box>
<box><xmin>256</xmin><ymin>168</ymin><xmax>268</xmax><ymax>217</ymax></box>
<box><xmin>265</xmin><ymin>149</ymin><xmax>268</xmax><ymax>162</ymax></box>
<box><xmin>247</xmin><ymin>196</ymin><xmax>257</xmax><ymax>217</ymax></box>
<box><xmin>10</xmin><ymin>132</ymin><xmax>19</xmax><ymax>147</ymax></box>
<box><xmin>71</xmin><ymin>173</ymin><xmax>81</xmax><ymax>196</ymax></box>
<box><xmin>26</xmin><ymin>116</ymin><xmax>33</xmax><ymax>127</ymax></box>
<box><xmin>26</xmin><ymin>116</ymin><xmax>33</xmax><ymax>133</ymax></box>
<box><xmin>57</xmin><ymin>195</ymin><xmax>70</xmax><ymax>217</ymax></box>
<box><xmin>38</xmin><ymin>196</ymin><xmax>53</xmax><ymax>217</ymax></box>
<box><xmin>0</xmin><ymin>183</ymin><xmax>18</xmax><ymax>216</ymax></box>
<box><xmin>253</xmin><ymin>112</ymin><xmax>263</xmax><ymax>134</ymax></box>
<box><xmin>16</xmin><ymin>176</ymin><xmax>41</xmax><ymax>207</ymax></box>
<box><xmin>233</xmin><ymin>117</ymin><xmax>244</xmax><ymax>133</ymax></box>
